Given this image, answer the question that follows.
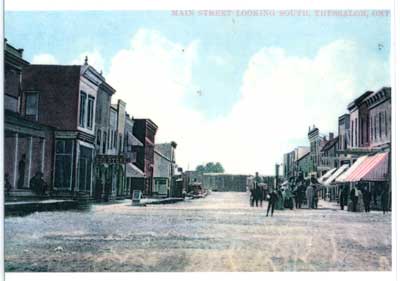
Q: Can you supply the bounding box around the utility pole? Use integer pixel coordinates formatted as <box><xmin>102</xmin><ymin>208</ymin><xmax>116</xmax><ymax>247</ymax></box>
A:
<box><xmin>275</xmin><ymin>163</ymin><xmax>280</xmax><ymax>189</ymax></box>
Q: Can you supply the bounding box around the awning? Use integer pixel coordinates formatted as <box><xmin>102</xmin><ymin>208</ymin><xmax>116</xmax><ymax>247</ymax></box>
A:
<box><xmin>318</xmin><ymin>168</ymin><xmax>336</xmax><ymax>183</ymax></box>
<box><xmin>126</xmin><ymin>163</ymin><xmax>145</xmax><ymax>178</ymax></box>
<box><xmin>323</xmin><ymin>164</ymin><xmax>349</xmax><ymax>185</ymax></box>
<box><xmin>335</xmin><ymin>156</ymin><xmax>368</xmax><ymax>183</ymax></box>
<box><xmin>127</xmin><ymin>132</ymin><xmax>143</xmax><ymax>146</ymax></box>
<box><xmin>346</xmin><ymin>152</ymin><xmax>389</xmax><ymax>182</ymax></box>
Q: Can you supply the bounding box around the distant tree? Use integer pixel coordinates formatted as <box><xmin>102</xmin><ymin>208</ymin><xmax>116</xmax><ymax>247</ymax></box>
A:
<box><xmin>214</xmin><ymin>162</ymin><xmax>224</xmax><ymax>173</ymax></box>
<box><xmin>195</xmin><ymin>162</ymin><xmax>225</xmax><ymax>173</ymax></box>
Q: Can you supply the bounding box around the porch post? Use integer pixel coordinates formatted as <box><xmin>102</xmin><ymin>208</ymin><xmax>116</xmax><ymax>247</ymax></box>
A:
<box><xmin>41</xmin><ymin>138</ymin><xmax>46</xmax><ymax>173</ymax></box>
<box><xmin>13</xmin><ymin>133</ymin><xmax>19</xmax><ymax>188</ymax></box>
<box><xmin>27</xmin><ymin>136</ymin><xmax>33</xmax><ymax>187</ymax></box>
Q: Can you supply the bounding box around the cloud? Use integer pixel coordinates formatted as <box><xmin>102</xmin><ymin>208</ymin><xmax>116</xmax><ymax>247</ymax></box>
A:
<box><xmin>107</xmin><ymin>30</ymin><xmax>390</xmax><ymax>175</ymax></box>
<box><xmin>70</xmin><ymin>49</ymin><xmax>105</xmax><ymax>72</ymax></box>
<box><xmin>31</xmin><ymin>53</ymin><xmax>58</xmax><ymax>64</ymax></box>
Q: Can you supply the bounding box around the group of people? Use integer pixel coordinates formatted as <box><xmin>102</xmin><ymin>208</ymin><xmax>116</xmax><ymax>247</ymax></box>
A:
<box><xmin>249</xmin><ymin>172</ymin><xmax>323</xmax><ymax>217</ymax></box>
<box><xmin>5</xmin><ymin>170</ymin><xmax>49</xmax><ymax>196</ymax></box>
<box><xmin>342</xmin><ymin>183</ymin><xmax>390</xmax><ymax>214</ymax></box>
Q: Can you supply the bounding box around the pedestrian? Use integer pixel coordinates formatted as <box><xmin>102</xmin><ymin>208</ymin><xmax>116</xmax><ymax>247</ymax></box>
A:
<box><xmin>306</xmin><ymin>184</ymin><xmax>314</xmax><ymax>209</ymax></box>
<box><xmin>17</xmin><ymin>154</ymin><xmax>26</xmax><ymax>189</ymax></box>
<box><xmin>296</xmin><ymin>183</ymin><xmax>304</xmax><ymax>209</ymax></box>
<box><xmin>257</xmin><ymin>185</ymin><xmax>263</xmax><ymax>207</ymax></box>
<box><xmin>29</xmin><ymin>171</ymin><xmax>48</xmax><ymax>196</ymax></box>
<box><xmin>381</xmin><ymin>187</ymin><xmax>389</xmax><ymax>214</ymax></box>
<box><xmin>313</xmin><ymin>185</ymin><xmax>319</xmax><ymax>209</ymax></box>
<box><xmin>350</xmin><ymin>187</ymin><xmax>358</xmax><ymax>212</ymax></box>
<box><xmin>266</xmin><ymin>190</ymin><xmax>278</xmax><ymax>217</ymax></box>
<box><xmin>250</xmin><ymin>188</ymin><xmax>255</xmax><ymax>207</ymax></box>
<box><xmin>276</xmin><ymin>189</ymin><xmax>284</xmax><ymax>210</ymax></box>
<box><xmin>362</xmin><ymin>188</ymin><xmax>371</xmax><ymax>213</ymax></box>
<box><xmin>339</xmin><ymin>186</ymin><xmax>345</xmax><ymax>210</ymax></box>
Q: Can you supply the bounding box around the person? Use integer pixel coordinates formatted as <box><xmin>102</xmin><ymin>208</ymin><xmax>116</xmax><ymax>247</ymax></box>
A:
<box><xmin>296</xmin><ymin>182</ymin><xmax>304</xmax><ymax>209</ymax></box>
<box><xmin>266</xmin><ymin>190</ymin><xmax>278</xmax><ymax>217</ymax></box>
<box><xmin>256</xmin><ymin>185</ymin><xmax>263</xmax><ymax>207</ymax></box>
<box><xmin>381</xmin><ymin>187</ymin><xmax>389</xmax><ymax>214</ymax></box>
<box><xmin>5</xmin><ymin>173</ymin><xmax>13</xmax><ymax>196</ymax></box>
<box><xmin>350</xmin><ymin>187</ymin><xmax>358</xmax><ymax>212</ymax></box>
<box><xmin>362</xmin><ymin>188</ymin><xmax>371</xmax><ymax>213</ymax></box>
<box><xmin>312</xmin><ymin>185</ymin><xmax>319</xmax><ymax>209</ymax></box>
<box><xmin>250</xmin><ymin>188</ymin><xmax>255</xmax><ymax>207</ymax></box>
<box><xmin>339</xmin><ymin>186</ymin><xmax>345</xmax><ymax>210</ymax></box>
<box><xmin>306</xmin><ymin>184</ymin><xmax>314</xmax><ymax>209</ymax></box>
<box><xmin>275</xmin><ymin>189</ymin><xmax>284</xmax><ymax>210</ymax></box>
<box><xmin>29</xmin><ymin>171</ymin><xmax>48</xmax><ymax>196</ymax></box>
<box><xmin>17</xmin><ymin>154</ymin><xmax>26</xmax><ymax>189</ymax></box>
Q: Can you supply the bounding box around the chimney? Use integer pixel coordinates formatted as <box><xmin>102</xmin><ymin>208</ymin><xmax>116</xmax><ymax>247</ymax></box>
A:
<box><xmin>329</xmin><ymin>132</ymin><xmax>334</xmax><ymax>140</ymax></box>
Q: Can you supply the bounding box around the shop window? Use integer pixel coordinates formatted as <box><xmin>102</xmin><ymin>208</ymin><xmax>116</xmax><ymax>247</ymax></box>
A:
<box><xmin>54</xmin><ymin>139</ymin><xmax>74</xmax><ymax>189</ymax></box>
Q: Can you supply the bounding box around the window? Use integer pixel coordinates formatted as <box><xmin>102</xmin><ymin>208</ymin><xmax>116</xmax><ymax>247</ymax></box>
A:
<box><xmin>355</xmin><ymin>118</ymin><xmax>358</xmax><ymax>146</ymax></box>
<box><xmin>25</xmin><ymin>92</ymin><xmax>39</xmax><ymax>120</ymax></box>
<box><xmin>114</xmin><ymin>131</ymin><xmax>117</xmax><ymax>149</ymax></box>
<box><xmin>374</xmin><ymin>115</ymin><xmax>377</xmax><ymax>140</ymax></box>
<box><xmin>351</xmin><ymin>120</ymin><xmax>354</xmax><ymax>147</ymax></box>
<box><xmin>103</xmin><ymin>132</ymin><xmax>107</xmax><ymax>154</ymax></box>
<box><xmin>87</xmin><ymin>96</ymin><xmax>95</xmax><ymax>129</ymax></box>
<box><xmin>379</xmin><ymin>112</ymin><xmax>382</xmax><ymax>139</ymax></box>
<box><xmin>360</xmin><ymin>119</ymin><xmax>364</xmax><ymax>145</ymax></box>
<box><xmin>385</xmin><ymin>111</ymin><xmax>388</xmax><ymax>136</ymax></box>
<box><xmin>54</xmin><ymin>139</ymin><xmax>74</xmax><ymax>189</ymax></box>
<box><xmin>79</xmin><ymin>91</ymin><xmax>87</xmax><ymax>127</ymax></box>
<box><xmin>5</xmin><ymin>94</ymin><xmax>18</xmax><ymax>112</ymax></box>
<box><xmin>370</xmin><ymin>117</ymin><xmax>373</xmax><ymax>141</ymax></box>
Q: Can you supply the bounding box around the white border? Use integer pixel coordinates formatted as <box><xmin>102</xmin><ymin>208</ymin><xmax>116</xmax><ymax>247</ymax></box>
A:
<box><xmin>1</xmin><ymin>1</ymin><xmax>398</xmax><ymax>281</ymax></box>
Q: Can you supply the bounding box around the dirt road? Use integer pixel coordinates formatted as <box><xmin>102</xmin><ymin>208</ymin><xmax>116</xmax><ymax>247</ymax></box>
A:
<box><xmin>4</xmin><ymin>192</ymin><xmax>391</xmax><ymax>272</ymax></box>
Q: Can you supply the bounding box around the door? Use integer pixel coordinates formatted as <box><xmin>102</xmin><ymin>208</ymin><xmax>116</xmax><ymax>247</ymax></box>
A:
<box><xmin>77</xmin><ymin>145</ymin><xmax>93</xmax><ymax>193</ymax></box>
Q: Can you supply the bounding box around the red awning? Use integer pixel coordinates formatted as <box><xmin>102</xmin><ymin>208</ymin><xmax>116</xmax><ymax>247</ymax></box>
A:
<box><xmin>346</xmin><ymin>152</ymin><xmax>389</xmax><ymax>182</ymax></box>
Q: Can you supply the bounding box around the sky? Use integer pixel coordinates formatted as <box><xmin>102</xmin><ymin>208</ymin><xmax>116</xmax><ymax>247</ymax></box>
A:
<box><xmin>5</xmin><ymin>11</ymin><xmax>391</xmax><ymax>175</ymax></box>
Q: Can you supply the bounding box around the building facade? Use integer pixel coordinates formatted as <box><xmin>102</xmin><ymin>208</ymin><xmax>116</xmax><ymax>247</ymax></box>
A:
<box><xmin>153</xmin><ymin>142</ymin><xmax>177</xmax><ymax>197</ymax></box>
<box><xmin>132</xmin><ymin>119</ymin><xmax>158</xmax><ymax>196</ymax></box>
<box><xmin>21</xmin><ymin>62</ymin><xmax>103</xmax><ymax>198</ymax></box>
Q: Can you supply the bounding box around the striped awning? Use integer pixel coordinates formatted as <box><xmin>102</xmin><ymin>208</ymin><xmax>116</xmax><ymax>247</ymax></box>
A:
<box><xmin>335</xmin><ymin>156</ymin><xmax>368</xmax><ymax>183</ymax></box>
<box><xmin>318</xmin><ymin>168</ymin><xmax>336</xmax><ymax>183</ymax></box>
<box><xmin>346</xmin><ymin>152</ymin><xmax>389</xmax><ymax>182</ymax></box>
<box><xmin>324</xmin><ymin>164</ymin><xmax>349</xmax><ymax>186</ymax></box>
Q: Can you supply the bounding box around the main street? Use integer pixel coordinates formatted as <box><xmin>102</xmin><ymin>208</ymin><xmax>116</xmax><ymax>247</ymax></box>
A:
<box><xmin>5</xmin><ymin>192</ymin><xmax>391</xmax><ymax>272</ymax></box>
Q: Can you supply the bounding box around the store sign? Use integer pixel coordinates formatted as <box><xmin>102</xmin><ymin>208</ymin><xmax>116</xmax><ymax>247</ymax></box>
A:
<box><xmin>95</xmin><ymin>155</ymin><xmax>127</xmax><ymax>164</ymax></box>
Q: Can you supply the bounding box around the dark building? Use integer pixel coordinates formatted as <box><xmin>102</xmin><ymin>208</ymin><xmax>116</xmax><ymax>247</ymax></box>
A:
<box><xmin>202</xmin><ymin>173</ymin><xmax>248</xmax><ymax>192</ymax></box>
<box><xmin>124</xmin><ymin>113</ymin><xmax>145</xmax><ymax>197</ymax></box>
<box><xmin>21</xmin><ymin>61</ymin><xmax>104</xmax><ymax>198</ymax></box>
<box><xmin>4</xmin><ymin>40</ymin><xmax>55</xmax><ymax>198</ymax></box>
<box><xmin>132</xmin><ymin>119</ymin><xmax>158</xmax><ymax>196</ymax></box>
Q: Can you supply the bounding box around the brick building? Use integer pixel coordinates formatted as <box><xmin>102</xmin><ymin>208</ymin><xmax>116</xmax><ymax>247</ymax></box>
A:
<box><xmin>4</xmin><ymin>40</ymin><xmax>56</xmax><ymax>198</ymax></box>
<box><xmin>21</xmin><ymin>61</ymin><xmax>104</xmax><ymax>198</ymax></box>
<box><xmin>132</xmin><ymin>119</ymin><xmax>158</xmax><ymax>196</ymax></box>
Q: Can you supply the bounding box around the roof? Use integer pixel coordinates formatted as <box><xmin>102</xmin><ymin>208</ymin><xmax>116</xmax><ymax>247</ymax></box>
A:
<box><xmin>297</xmin><ymin>151</ymin><xmax>310</xmax><ymax>162</ymax></box>
<box><xmin>320</xmin><ymin>136</ymin><xmax>338</xmax><ymax>152</ymax></box>
<box><xmin>347</xmin><ymin>91</ymin><xmax>374</xmax><ymax>111</ymax></box>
